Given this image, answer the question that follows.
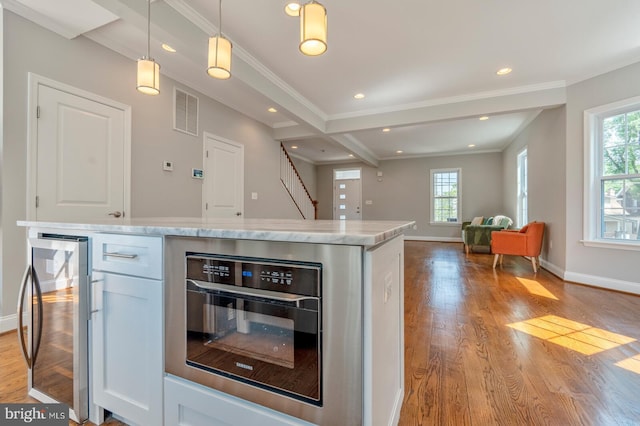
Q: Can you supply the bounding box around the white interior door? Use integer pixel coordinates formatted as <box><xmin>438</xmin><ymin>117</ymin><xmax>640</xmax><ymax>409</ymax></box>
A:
<box><xmin>31</xmin><ymin>77</ymin><xmax>130</xmax><ymax>221</ymax></box>
<box><xmin>203</xmin><ymin>133</ymin><xmax>244</xmax><ymax>218</ymax></box>
<box><xmin>333</xmin><ymin>172</ymin><xmax>362</xmax><ymax>220</ymax></box>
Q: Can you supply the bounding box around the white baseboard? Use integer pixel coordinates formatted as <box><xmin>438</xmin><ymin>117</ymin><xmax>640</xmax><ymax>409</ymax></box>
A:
<box><xmin>0</xmin><ymin>313</ymin><xmax>18</xmax><ymax>334</ymax></box>
<box><xmin>564</xmin><ymin>271</ymin><xmax>640</xmax><ymax>296</ymax></box>
<box><xmin>405</xmin><ymin>236</ymin><xmax>463</xmax><ymax>243</ymax></box>
<box><xmin>539</xmin><ymin>259</ymin><xmax>565</xmax><ymax>279</ymax></box>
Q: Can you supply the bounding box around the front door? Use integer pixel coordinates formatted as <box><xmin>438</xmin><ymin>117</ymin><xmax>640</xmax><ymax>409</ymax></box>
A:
<box><xmin>333</xmin><ymin>169</ymin><xmax>362</xmax><ymax>220</ymax></box>
<box><xmin>31</xmin><ymin>76</ymin><xmax>130</xmax><ymax>221</ymax></box>
<box><xmin>203</xmin><ymin>133</ymin><xmax>244</xmax><ymax>218</ymax></box>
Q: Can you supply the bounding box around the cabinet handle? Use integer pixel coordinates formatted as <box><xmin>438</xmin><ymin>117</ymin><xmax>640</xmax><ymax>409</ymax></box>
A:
<box><xmin>16</xmin><ymin>265</ymin><xmax>32</xmax><ymax>368</ymax></box>
<box><xmin>103</xmin><ymin>252</ymin><xmax>138</xmax><ymax>259</ymax></box>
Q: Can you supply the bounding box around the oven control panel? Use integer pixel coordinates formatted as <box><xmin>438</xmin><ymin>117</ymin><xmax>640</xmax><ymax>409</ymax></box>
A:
<box><xmin>186</xmin><ymin>254</ymin><xmax>321</xmax><ymax>297</ymax></box>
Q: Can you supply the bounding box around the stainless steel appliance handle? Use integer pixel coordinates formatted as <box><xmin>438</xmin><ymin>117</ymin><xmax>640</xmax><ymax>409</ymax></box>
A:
<box><xmin>16</xmin><ymin>265</ymin><xmax>32</xmax><ymax>368</ymax></box>
<box><xmin>103</xmin><ymin>252</ymin><xmax>138</xmax><ymax>259</ymax></box>
<box><xmin>31</xmin><ymin>267</ymin><xmax>44</xmax><ymax>367</ymax></box>
<box><xmin>187</xmin><ymin>279</ymin><xmax>317</xmax><ymax>304</ymax></box>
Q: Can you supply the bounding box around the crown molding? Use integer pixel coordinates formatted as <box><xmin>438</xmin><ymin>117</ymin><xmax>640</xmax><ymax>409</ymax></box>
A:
<box><xmin>2</xmin><ymin>0</ymin><xmax>77</xmax><ymax>38</ymax></box>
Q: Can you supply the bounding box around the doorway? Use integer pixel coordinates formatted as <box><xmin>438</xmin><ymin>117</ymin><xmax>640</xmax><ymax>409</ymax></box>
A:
<box><xmin>27</xmin><ymin>74</ymin><xmax>131</xmax><ymax>221</ymax></box>
<box><xmin>333</xmin><ymin>168</ymin><xmax>362</xmax><ymax>220</ymax></box>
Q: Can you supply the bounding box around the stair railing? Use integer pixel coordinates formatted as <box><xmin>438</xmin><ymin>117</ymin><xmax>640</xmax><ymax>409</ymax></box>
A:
<box><xmin>280</xmin><ymin>143</ymin><xmax>318</xmax><ymax>219</ymax></box>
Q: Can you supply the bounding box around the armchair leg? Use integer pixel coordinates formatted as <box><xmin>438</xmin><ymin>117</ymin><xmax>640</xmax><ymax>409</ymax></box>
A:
<box><xmin>493</xmin><ymin>254</ymin><xmax>499</xmax><ymax>269</ymax></box>
<box><xmin>531</xmin><ymin>257</ymin><xmax>538</xmax><ymax>273</ymax></box>
<box><xmin>465</xmin><ymin>244</ymin><xmax>469</xmax><ymax>255</ymax></box>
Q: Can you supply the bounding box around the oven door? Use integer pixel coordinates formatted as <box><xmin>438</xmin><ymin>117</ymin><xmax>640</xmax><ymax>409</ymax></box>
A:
<box><xmin>186</xmin><ymin>279</ymin><xmax>321</xmax><ymax>405</ymax></box>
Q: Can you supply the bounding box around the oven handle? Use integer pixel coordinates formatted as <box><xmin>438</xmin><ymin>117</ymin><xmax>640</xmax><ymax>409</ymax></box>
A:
<box><xmin>187</xmin><ymin>279</ymin><xmax>318</xmax><ymax>305</ymax></box>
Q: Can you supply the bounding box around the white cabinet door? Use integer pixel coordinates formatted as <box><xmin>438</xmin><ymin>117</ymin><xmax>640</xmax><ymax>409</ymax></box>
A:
<box><xmin>91</xmin><ymin>271</ymin><xmax>163</xmax><ymax>426</ymax></box>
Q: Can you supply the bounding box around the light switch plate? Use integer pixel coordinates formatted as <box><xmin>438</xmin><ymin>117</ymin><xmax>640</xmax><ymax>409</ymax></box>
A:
<box><xmin>251</xmin><ymin>192</ymin><xmax>258</xmax><ymax>200</ymax></box>
<box><xmin>163</xmin><ymin>161</ymin><xmax>173</xmax><ymax>171</ymax></box>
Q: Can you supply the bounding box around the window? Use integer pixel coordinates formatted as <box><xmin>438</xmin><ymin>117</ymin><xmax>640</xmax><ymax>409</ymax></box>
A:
<box><xmin>517</xmin><ymin>148</ymin><xmax>528</xmax><ymax>228</ymax></box>
<box><xmin>430</xmin><ymin>168</ymin><xmax>461</xmax><ymax>224</ymax></box>
<box><xmin>585</xmin><ymin>97</ymin><xmax>640</xmax><ymax>247</ymax></box>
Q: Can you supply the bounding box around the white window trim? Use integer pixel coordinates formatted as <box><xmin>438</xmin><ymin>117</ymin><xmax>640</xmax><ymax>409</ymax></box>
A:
<box><xmin>583</xmin><ymin>95</ymin><xmax>640</xmax><ymax>251</ymax></box>
<box><xmin>516</xmin><ymin>147</ymin><xmax>528</xmax><ymax>228</ymax></box>
<box><xmin>430</xmin><ymin>168</ymin><xmax>461</xmax><ymax>226</ymax></box>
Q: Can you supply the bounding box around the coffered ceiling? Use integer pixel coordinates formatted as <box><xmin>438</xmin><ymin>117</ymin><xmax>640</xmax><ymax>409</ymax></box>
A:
<box><xmin>5</xmin><ymin>0</ymin><xmax>640</xmax><ymax>165</ymax></box>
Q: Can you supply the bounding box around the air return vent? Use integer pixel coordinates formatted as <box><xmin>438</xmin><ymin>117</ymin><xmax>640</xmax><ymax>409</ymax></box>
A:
<box><xmin>174</xmin><ymin>88</ymin><xmax>198</xmax><ymax>136</ymax></box>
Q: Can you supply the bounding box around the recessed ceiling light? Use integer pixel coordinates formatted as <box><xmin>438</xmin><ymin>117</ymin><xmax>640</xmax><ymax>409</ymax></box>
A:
<box><xmin>161</xmin><ymin>44</ymin><xmax>176</xmax><ymax>53</ymax></box>
<box><xmin>284</xmin><ymin>2</ymin><xmax>301</xmax><ymax>16</ymax></box>
<box><xmin>354</xmin><ymin>93</ymin><xmax>365</xmax><ymax>99</ymax></box>
<box><xmin>468</xmin><ymin>144</ymin><xmax>476</xmax><ymax>148</ymax></box>
<box><xmin>382</xmin><ymin>128</ymin><xmax>391</xmax><ymax>132</ymax></box>
<box><xmin>268</xmin><ymin>107</ymin><xmax>278</xmax><ymax>113</ymax></box>
<box><xmin>291</xmin><ymin>145</ymin><xmax>298</xmax><ymax>149</ymax></box>
<box><xmin>396</xmin><ymin>150</ymin><xmax>403</xmax><ymax>154</ymax></box>
<box><xmin>479</xmin><ymin>116</ymin><xmax>489</xmax><ymax>121</ymax></box>
<box><xmin>348</xmin><ymin>154</ymin><xmax>354</xmax><ymax>157</ymax></box>
<box><xmin>496</xmin><ymin>67</ymin><xmax>512</xmax><ymax>76</ymax></box>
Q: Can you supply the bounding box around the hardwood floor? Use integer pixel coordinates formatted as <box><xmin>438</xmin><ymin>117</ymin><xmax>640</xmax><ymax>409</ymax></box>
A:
<box><xmin>398</xmin><ymin>241</ymin><xmax>640</xmax><ymax>426</ymax></box>
<box><xmin>2</xmin><ymin>241</ymin><xmax>640</xmax><ymax>425</ymax></box>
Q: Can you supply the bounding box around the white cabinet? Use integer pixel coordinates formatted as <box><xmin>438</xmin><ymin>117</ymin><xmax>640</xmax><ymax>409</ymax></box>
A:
<box><xmin>91</xmin><ymin>234</ymin><xmax>163</xmax><ymax>426</ymax></box>
<box><xmin>164</xmin><ymin>375</ymin><xmax>314</xmax><ymax>426</ymax></box>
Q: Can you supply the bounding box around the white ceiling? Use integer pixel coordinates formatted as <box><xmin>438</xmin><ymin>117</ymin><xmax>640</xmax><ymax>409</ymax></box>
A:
<box><xmin>6</xmin><ymin>0</ymin><xmax>640</xmax><ymax>164</ymax></box>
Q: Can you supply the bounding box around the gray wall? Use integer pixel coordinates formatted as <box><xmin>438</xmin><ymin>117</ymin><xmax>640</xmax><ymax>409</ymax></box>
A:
<box><xmin>502</xmin><ymin>107</ymin><xmax>567</xmax><ymax>270</ymax></box>
<box><xmin>565</xmin><ymin>61</ymin><xmax>640</xmax><ymax>288</ymax></box>
<box><xmin>316</xmin><ymin>153</ymin><xmax>504</xmax><ymax>239</ymax></box>
<box><xmin>0</xmin><ymin>11</ymin><xmax>298</xmax><ymax>320</ymax></box>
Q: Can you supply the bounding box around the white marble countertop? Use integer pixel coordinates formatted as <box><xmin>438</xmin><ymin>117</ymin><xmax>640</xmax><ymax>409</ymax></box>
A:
<box><xmin>18</xmin><ymin>217</ymin><xmax>415</xmax><ymax>247</ymax></box>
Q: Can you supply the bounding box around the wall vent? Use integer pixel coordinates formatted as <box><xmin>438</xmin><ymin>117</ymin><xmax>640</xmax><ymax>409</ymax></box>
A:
<box><xmin>174</xmin><ymin>88</ymin><xmax>198</xmax><ymax>136</ymax></box>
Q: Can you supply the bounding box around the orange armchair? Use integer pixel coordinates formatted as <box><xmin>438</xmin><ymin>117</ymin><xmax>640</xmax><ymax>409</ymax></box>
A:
<box><xmin>491</xmin><ymin>222</ymin><xmax>545</xmax><ymax>273</ymax></box>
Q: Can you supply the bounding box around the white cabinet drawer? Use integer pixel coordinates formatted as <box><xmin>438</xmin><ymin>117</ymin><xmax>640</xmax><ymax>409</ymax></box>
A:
<box><xmin>92</xmin><ymin>234</ymin><xmax>162</xmax><ymax>279</ymax></box>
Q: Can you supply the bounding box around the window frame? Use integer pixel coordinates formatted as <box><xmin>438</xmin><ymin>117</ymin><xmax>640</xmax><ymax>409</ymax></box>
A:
<box><xmin>517</xmin><ymin>147</ymin><xmax>528</xmax><ymax>228</ymax></box>
<box><xmin>430</xmin><ymin>168</ymin><xmax>461</xmax><ymax>226</ymax></box>
<box><xmin>584</xmin><ymin>95</ymin><xmax>640</xmax><ymax>251</ymax></box>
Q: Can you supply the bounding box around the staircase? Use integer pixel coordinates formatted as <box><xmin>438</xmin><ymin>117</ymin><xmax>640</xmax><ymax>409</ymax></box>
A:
<box><xmin>280</xmin><ymin>143</ymin><xmax>318</xmax><ymax>219</ymax></box>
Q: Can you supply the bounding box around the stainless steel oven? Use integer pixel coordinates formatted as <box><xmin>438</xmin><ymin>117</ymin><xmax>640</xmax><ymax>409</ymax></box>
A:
<box><xmin>165</xmin><ymin>237</ymin><xmax>364</xmax><ymax>425</ymax></box>
<box><xmin>185</xmin><ymin>254</ymin><xmax>322</xmax><ymax>404</ymax></box>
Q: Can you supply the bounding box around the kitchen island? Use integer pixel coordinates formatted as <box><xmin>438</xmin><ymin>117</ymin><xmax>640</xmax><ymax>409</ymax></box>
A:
<box><xmin>18</xmin><ymin>218</ymin><xmax>414</xmax><ymax>426</ymax></box>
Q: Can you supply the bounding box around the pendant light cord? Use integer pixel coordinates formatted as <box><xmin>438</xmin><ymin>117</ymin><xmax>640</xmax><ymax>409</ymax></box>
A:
<box><xmin>218</xmin><ymin>0</ymin><xmax>223</xmax><ymax>37</ymax></box>
<box><xmin>146</xmin><ymin>0</ymin><xmax>151</xmax><ymax>58</ymax></box>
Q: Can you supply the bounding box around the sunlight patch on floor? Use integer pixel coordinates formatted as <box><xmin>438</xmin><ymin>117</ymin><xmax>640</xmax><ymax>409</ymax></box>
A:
<box><xmin>507</xmin><ymin>315</ymin><xmax>635</xmax><ymax>355</ymax></box>
<box><xmin>615</xmin><ymin>354</ymin><xmax>640</xmax><ymax>374</ymax></box>
<box><xmin>516</xmin><ymin>277</ymin><xmax>558</xmax><ymax>300</ymax></box>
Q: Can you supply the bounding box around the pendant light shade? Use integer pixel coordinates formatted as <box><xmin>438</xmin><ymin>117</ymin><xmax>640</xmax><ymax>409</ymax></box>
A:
<box><xmin>137</xmin><ymin>58</ymin><xmax>160</xmax><ymax>95</ymax></box>
<box><xmin>207</xmin><ymin>35</ymin><xmax>232</xmax><ymax>79</ymax></box>
<box><xmin>208</xmin><ymin>0</ymin><xmax>232</xmax><ymax>79</ymax></box>
<box><xmin>137</xmin><ymin>0</ymin><xmax>160</xmax><ymax>95</ymax></box>
<box><xmin>299</xmin><ymin>1</ymin><xmax>327</xmax><ymax>56</ymax></box>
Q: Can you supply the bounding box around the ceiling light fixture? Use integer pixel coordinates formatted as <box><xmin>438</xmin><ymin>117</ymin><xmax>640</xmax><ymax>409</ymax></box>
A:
<box><xmin>479</xmin><ymin>116</ymin><xmax>489</xmax><ymax>121</ymax></box>
<box><xmin>136</xmin><ymin>0</ymin><xmax>160</xmax><ymax>95</ymax></box>
<box><xmin>299</xmin><ymin>1</ymin><xmax>327</xmax><ymax>56</ymax></box>
<box><xmin>396</xmin><ymin>150</ymin><xmax>403</xmax><ymax>154</ymax></box>
<box><xmin>468</xmin><ymin>144</ymin><xmax>476</xmax><ymax>148</ymax></box>
<box><xmin>268</xmin><ymin>107</ymin><xmax>278</xmax><ymax>113</ymax></box>
<box><xmin>382</xmin><ymin>128</ymin><xmax>391</xmax><ymax>132</ymax></box>
<box><xmin>285</xmin><ymin>1</ymin><xmax>301</xmax><ymax>16</ymax></box>
<box><xmin>291</xmin><ymin>145</ymin><xmax>298</xmax><ymax>149</ymax></box>
<box><xmin>496</xmin><ymin>67</ymin><xmax>512</xmax><ymax>76</ymax></box>
<box><xmin>161</xmin><ymin>43</ymin><xmax>176</xmax><ymax>53</ymax></box>
<box><xmin>207</xmin><ymin>0</ymin><xmax>232</xmax><ymax>79</ymax></box>
<box><xmin>354</xmin><ymin>93</ymin><xmax>365</xmax><ymax>99</ymax></box>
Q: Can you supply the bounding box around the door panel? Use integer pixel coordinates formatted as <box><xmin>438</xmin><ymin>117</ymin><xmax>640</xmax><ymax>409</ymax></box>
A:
<box><xmin>203</xmin><ymin>134</ymin><xmax>244</xmax><ymax>218</ymax></box>
<box><xmin>333</xmin><ymin>178</ymin><xmax>362</xmax><ymax>220</ymax></box>
<box><xmin>36</xmin><ymin>84</ymin><xmax>126</xmax><ymax>220</ymax></box>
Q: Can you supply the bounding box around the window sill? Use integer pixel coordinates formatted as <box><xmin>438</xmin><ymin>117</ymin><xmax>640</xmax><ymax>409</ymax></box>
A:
<box><xmin>581</xmin><ymin>239</ymin><xmax>640</xmax><ymax>252</ymax></box>
<box><xmin>430</xmin><ymin>222</ymin><xmax>461</xmax><ymax>227</ymax></box>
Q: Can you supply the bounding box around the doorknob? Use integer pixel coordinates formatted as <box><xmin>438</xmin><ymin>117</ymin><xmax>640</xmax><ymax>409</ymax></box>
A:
<box><xmin>108</xmin><ymin>211</ymin><xmax>122</xmax><ymax>218</ymax></box>
<box><xmin>236</xmin><ymin>212</ymin><xmax>242</xmax><ymax>216</ymax></box>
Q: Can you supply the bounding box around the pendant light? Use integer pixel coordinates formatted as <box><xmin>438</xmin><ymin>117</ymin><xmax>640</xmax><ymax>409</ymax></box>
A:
<box><xmin>208</xmin><ymin>0</ymin><xmax>232</xmax><ymax>79</ymax></box>
<box><xmin>137</xmin><ymin>0</ymin><xmax>160</xmax><ymax>95</ymax></box>
<box><xmin>299</xmin><ymin>1</ymin><xmax>327</xmax><ymax>56</ymax></box>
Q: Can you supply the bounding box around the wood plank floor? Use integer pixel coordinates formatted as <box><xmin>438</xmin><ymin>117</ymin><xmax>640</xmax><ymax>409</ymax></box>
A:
<box><xmin>2</xmin><ymin>241</ymin><xmax>640</xmax><ymax>425</ymax></box>
<box><xmin>398</xmin><ymin>241</ymin><xmax>640</xmax><ymax>426</ymax></box>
